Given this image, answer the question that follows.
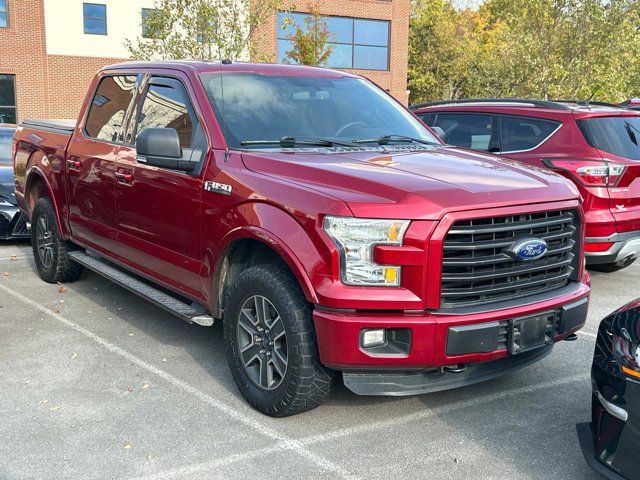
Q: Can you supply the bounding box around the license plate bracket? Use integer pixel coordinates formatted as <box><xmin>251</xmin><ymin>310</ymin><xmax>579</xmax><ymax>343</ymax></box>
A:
<box><xmin>509</xmin><ymin>311</ymin><xmax>557</xmax><ymax>355</ymax></box>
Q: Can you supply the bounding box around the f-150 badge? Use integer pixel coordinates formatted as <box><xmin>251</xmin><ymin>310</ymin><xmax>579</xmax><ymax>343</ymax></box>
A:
<box><xmin>204</xmin><ymin>181</ymin><xmax>233</xmax><ymax>195</ymax></box>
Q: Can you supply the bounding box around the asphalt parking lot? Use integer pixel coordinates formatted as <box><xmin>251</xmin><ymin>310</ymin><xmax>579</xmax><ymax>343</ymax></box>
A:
<box><xmin>0</xmin><ymin>241</ymin><xmax>635</xmax><ymax>480</ymax></box>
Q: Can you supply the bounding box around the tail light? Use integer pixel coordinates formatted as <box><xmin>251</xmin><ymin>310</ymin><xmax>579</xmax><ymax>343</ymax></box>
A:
<box><xmin>544</xmin><ymin>159</ymin><xmax>626</xmax><ymax>187</ymax></box>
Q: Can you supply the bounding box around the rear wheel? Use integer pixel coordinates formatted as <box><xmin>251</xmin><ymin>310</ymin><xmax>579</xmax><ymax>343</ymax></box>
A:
<box><xmin>31</xmin><ymin>197</ymin><xmax>83</xmax><ymax>283</ymax></box>
<box><xmin>590</xmin><ymin>257</ymin><xmax>637</xmax><ymax>273</ymax></box>
<box><xmin>224</xmin><ymin>264</ymin><xmax>334</xmax><ymax>417</ymax></box>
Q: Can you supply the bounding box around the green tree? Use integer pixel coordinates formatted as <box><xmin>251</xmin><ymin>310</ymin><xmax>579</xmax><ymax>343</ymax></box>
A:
<box><xmin>125</xmin><ymin>0</ymin><xmax>282</xmax><ymax>62</ymax></box>
<box><xmin>283</xmin><ymin>2</ymin><xmax>333</xmax><ymax>66</ymax></box>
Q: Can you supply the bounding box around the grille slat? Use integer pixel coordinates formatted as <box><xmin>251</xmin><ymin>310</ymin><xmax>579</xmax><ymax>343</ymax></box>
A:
<box><xmin>440</xmin><ymin>210</ymin><xmax>580</xmax><ymax>309</ymax></box>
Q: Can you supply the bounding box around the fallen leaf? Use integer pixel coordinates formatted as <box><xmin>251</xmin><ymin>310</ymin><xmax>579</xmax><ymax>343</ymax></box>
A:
<box><xmin>161</xmin><ymin>358</ymin><xmax>167</xmax><ymax>362</ymax></box>
<box><xmin>141</xmin><ymin>384</ymin><xmax>150</xmax><ymax>390</ymax></box>
<box><xmin>24</xmin><ymin>380</ymin><xmax>30</xmax><ymax>384</ymax></box>
<box><xmin>147</xmin><ymin>455</ymin><xmax>152</xmax><ymax>461</ymax></box>
<box><xmin>50</xmin><ymin>405</ymin><xmax>60</xmax><ymax>411</ymax></box>
<box><xmin>128</xmin><ymin>333</ymin><xmax>134</xmax><ymax>336</ymax></box>
<box><xmin>59</xmin><ymin>300</ymin><xmax>64</xmax><ymax>304</ymax></box>
<box><xmin>10</xmin><ymin>255</ymin><xmax>16</xmax><ymax>261</ymax></box>
<box><xmin>127</xmin><ymin>387</ymin><xmax>133</xmax><ymax>392</ymax></box>
<box><xmin>54</xmin><ymin>309</ymin><xmax>61</xmax><ymax>314</ymax></box>
<box><xmin>58</xmin><ymin>286</ymin><xmax>67</xmax><ymax>293</ymax></box>
<box><xmin>71</xmin><ymin>353</ymin><xmax>77</xmax><ymax>359</ymax></box>
<box><xmin>123</xmin><ymin>444</ymin><xmax>132</xmax><ymax>449</ymax></box>
<box><xmin>39</xmin><ymin>400</ymin><xmax>48</xmax><ymax>404</ymax></box>
<box><xmin>3</xmin><ymin>272</ymin><xmax>9</xmax><ymax>277</ymax></box>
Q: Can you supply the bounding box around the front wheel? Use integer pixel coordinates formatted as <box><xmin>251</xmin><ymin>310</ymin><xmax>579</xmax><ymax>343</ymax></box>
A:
<box><xmin>224</xmin><ymin>264</ymin><xmax>334</xmax><ymax>417</ymax></box>
<box><xmin>31</xmin><ymin>197</ymin><xmax>83</xmax><ymax>283</ymax></box>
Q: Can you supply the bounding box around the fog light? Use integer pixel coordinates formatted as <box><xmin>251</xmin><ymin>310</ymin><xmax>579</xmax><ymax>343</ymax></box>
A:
<box><xmin>361</xmin><ymin>329</ymin><xmax>386</xmax><ymax>348</ymax></box>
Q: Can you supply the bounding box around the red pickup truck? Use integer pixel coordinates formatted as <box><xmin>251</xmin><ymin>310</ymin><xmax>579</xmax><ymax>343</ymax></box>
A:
<box><xmin>13</xmin><ymin>61</ymin><xmax>590</xmax><ymax>416</ymax></box>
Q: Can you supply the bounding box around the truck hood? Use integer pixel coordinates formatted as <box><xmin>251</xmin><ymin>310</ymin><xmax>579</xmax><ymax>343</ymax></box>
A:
<box><xmin>241</xmin><ymin>146</ymin><xmax>580</xmax><ymax>219</ymax></box>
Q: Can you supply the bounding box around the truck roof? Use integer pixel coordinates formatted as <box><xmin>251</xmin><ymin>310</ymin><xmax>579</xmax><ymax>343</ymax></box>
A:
<box><xmin>101</xmin><ymin>60</ymin><xmax>359</xmax><ymax>78</ymax></box>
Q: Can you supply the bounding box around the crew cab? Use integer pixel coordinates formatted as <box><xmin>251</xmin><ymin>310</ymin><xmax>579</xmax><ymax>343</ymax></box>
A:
<box><xmin>411</xmin><ymin>99</ymin><xmax>640</xmax><ymax>272</ymax></box>
<box><xmin>13</xmin><ymin>62</ymin><xmax>590</xmax><ymax>416</ymax></box>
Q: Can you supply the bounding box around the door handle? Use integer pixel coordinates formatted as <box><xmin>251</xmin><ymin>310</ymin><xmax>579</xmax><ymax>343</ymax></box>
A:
<box><xmin>115</xmin><ymin>172</ymin><xmax>134</xmax><ymax>183</ymax></box>
<box><xmin>66</xmin><ymin>159</ymin><xmax>81</xmax><ymax>170</ymax></box>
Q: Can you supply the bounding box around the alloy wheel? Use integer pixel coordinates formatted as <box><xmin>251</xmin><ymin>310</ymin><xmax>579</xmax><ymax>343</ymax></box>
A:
<box><xmin>236</xmin><ymin>295</ymin><xmax>288</xmax><ymax>390</ymax></box>
<box><xmin>35</xmin><ymin>213</ymin><xmax>55</xmax><ymax>269</ymax></box>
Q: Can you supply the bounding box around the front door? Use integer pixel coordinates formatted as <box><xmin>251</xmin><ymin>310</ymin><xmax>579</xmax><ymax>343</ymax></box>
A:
<box><xmin>115</xmin><ymin>75</ymin><xmax>207</xmax><ymax>298</ymax></box>
<box><xmin>66</xmin><ymin>74</ymin><xmax>139</xmax><ymax>254</ymax></box>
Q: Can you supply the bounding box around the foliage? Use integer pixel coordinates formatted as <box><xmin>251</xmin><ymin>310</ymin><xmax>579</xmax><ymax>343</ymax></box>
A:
<box><xmin>409</xmin><ymin>0</ymin><xmax>640</xmax><ymax>104</ymax></box>
<box><xmin>125</xmin><ymin>0</ymin><xmax>282</xmax><ymax>62</ymax></box>
<box><xmin>282</xmin><ymin>1</ymin><xmax>333</xmax><ymax>66</ymax></box>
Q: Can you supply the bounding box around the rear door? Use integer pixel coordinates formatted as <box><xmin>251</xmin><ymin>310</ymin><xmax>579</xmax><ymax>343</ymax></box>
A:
<box><xmin>66</xmin><ymin>74</ymin><xmax>140</xmax><ymax>253</ymax></box>
<box><xmin>114</xmin><ymin>74</ymin><xmax>207</xmax><ymax>298</ymax></box>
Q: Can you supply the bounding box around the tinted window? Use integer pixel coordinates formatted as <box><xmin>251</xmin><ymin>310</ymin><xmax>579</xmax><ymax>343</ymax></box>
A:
<box><xmin>201</xmin><ymin>73</ymin><xmax>438</xmax><ymax>149</ymax></box>
<box><xmin>499</xmin><ymin>115</ymin><xmax>560</xmax><ymax>152</ymax></box>
<box><xmin>137</xmin><ymin>82</ymin><xmax>194</xmax><ymax>148</ymax></box>
<box><xmin>0</xmin><ymin>0</ymin><xmax>8</xmax><ymax>28</ymax></box>
<box><xmin>83</xmin><ymin>3</ymin><xmax>107</xmax><ymax>35</ymax></box>
<box><xmin>432</xmin><ymin>113</ymin><xmax>494</xmax><ymax>150</ymax></box>
<box><xmin>0</xmin><ymin>128</ymin><xmax>14</xmax><ymax>165</ymax></box>
<box><xmin>578</xmin><ymin>116</ymin><xmax>640</xmax><ymax>160</ymax></box>
<box><xmin>277</xmin><ymin>13</ymin><xmax>390</xmax><ymax>71</ymax></box>
<box><xmin>85</xmin><ymin>75</ymin><xmax>137</xmax><ymax>142</ymax></box>
<box><xmin>0</xmin><ymin>74</ymin><xmax>16</xmax><ymax>124</ymax></box>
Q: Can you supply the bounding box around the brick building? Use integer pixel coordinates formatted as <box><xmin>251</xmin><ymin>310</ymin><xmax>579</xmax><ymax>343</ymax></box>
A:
<box><xmin>0</xmin><ymin>0</ymin><xmax>409</xmax><ymax>123</ymax></box>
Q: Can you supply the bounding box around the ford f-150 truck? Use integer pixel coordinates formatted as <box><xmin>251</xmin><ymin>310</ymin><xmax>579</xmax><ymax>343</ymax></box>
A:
<box><xmin>13</xmin><ymin>61</ymin><xmax>590</xmax><ymax>417</ymax></box>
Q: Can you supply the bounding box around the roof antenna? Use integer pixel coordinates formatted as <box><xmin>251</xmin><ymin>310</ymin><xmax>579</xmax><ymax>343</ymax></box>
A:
<box><xmin>577</xmin><ymin>92</ymin><xmax>596</xmax><ymax>107</ymax></box>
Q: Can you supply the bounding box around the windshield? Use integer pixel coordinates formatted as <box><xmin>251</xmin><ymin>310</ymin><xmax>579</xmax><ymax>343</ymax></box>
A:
<box><xmin>0</xmin><ymin>128</ymin><xmax>14</xmax><ymax>166</ymax></box>
<box><xmin>578</xmin><ymin>116</ymin><xmax>640</xmax><ymax>160</ymax></box>
<box><xmin>200</xmin><ymin>73</ymin><xmax>438</xmax><ymax>149</ymax></box>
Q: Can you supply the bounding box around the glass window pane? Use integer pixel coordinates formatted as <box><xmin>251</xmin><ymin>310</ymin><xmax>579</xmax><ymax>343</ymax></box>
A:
<box><xmin>326</xmin><ymin>43</ymin><xmax>353</xmax><ymax>68</ymax></box>
<box><xmin>83</xmin><ymin>3</ymin><xmax>106</xmax><ymax>19</ymax></box>
<box><xmin>0</xmin><ymin>0</ymin><xmax>6</xmax><ymax>13</ymax></box>
<box><xmin>433</xmin><ymin>113</ymin><xmax>495</xmax><ymax>150</ymax></box>
<box><xmin>353</xmin><ymin>45</ymin><xmax>388</xmax><ymax>70</ymax></box>
<box><xmin>0</xmin><ymin>74</ymin><xmax>16</xmax><ymax>106</ymax></box>
<box><xmin>137</xmin><ymin>83</ymin><xmax>193</xmax><ymax>148</ymax></box>
<box><xmin>0</xmin><ymin>127</ymin><xmax>14</xmax><ymax>164</ymax></box>
<box><xmin>0</xmin><ymin>12</ymin><xmax>6</xmax><ymax>28</ymax></box>
<box><xmin>0</xmin><ymin>107</ymin><xmax>16</xmax><ymax>125</ymax></box>
<box><xmin>325</xmin><ymin>17</ymin><xmax>352</xmax><ymax>44</ymax></box>
<box><xmin>578</xmin><ymin>116</ymin><xmax>640</xmax><ymax>160</ymax></box>
<box><xmin>278</xmin><ymin>12</ymin><xmax>307</xmax><ymax>39</ymax></box>
<box><xmin>85</xmin><ymin>75</ymin><xmax>137</xmax><ymax>142</ymax></box>
<box><xmin>500</xmin><ymin>115</ymin><xmax>560</xmax><ymax>152</ymax></box>
<box><xmin>277</xmin><ymin>39</ymin><xmax>295</xmax><ymax>63</ymax></box>
<box><xmin>84</xmin><ymin>19</ymin><xmax>106</xmax><ymax>35</ymax></box>
<box><xmin>354</xmin><ymin>20</ymin><xmax>389</xmax><ymax>47</ymax></box>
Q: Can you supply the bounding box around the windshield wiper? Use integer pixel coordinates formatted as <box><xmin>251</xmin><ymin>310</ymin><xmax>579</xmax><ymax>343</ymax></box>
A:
<box><xmin>241</xmin><ymin>136</ymin><xmax>357</xmax><ymax>148</ymax></box>
<box><xmin>624</xmin><ymin>121</ymin><xmax>639</xmax><ymax>146</ymax></box>
<box><xmin>352</xmin><ymin>134</ymin><xmax>437</xmax><ymax>146</ymax></box>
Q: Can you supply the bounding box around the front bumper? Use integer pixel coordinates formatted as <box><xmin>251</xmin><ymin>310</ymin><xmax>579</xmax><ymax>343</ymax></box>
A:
<box><xmin>586</xmin><ymin>231</ymin><xmax>640</xmax><ymax>266</ymax></box>
<box><xmin>579</xmin><ymin>357</ymin><xmax>640</xmax><ymax>480</ymax></box>
<box><xmin>313</xmin><ymin>282</ymin><xmax>589</xmax><ymax>394</ymax></box>
<box><xmin>0</xmin><ymin>205</ymin><xmax>29</xmax><ymax>240</ymax></box>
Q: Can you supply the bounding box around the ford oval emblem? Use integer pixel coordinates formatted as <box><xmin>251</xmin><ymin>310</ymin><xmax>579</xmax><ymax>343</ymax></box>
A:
<box><xmin>508</xmin><ymin>238</ymin><xmax>548</xmax><ymax>261</ymax></box>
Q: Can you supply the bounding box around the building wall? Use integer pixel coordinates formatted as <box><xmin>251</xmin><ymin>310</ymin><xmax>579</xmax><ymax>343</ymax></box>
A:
<box><xmin>44</xmin><ymin>0</ymin><xmax>165</xmax><ymax>58</ymax></box>
<box><xmin>0</xmin><ymin>0</ymin><xmax>410</xmax><ymax>122</ymax></box>
<box><xmin>254</xmin><ymin>0</ymin><xmax>410</xmax><ymax>104</ymax></box>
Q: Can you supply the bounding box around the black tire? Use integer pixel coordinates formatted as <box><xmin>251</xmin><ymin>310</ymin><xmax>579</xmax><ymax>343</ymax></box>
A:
<box><xmin>223</xmin><ymin>264</ymin><xmax>334</xmax><ymax>417</ymax></box>
<box><xmin>31</xmin><ymin>197</ymin><xmax>83</xmax><ymax>283</ymax></box>
<box><xmin>589</xmin><ymin>257</ymin><xmax>637</xmax><ymax>273</ymax></box>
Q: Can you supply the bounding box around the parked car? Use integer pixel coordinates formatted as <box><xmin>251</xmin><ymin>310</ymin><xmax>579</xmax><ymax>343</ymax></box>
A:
<box><xmin>620</xmin><ymin>99</ymin><xmax>640</xmax><ymax>111</ymax></box>
<box><xmin>13</xmin><ymin>62</ymin><xmax>590</xmax><ymax>416</ymax></box>
<box><xmin>0</xmin><ymin>124</ymin><xmax>29</xmax><ymax>240</ymax></box>
<box><xmin>578</xmin><ymin>299</ymin><xmax>640</xmax><ymax>480</ymax></box>
<box><xmin>411</xmin><ymin>99</ymin><xmax>640</xmax><ymax>272</ymax></box>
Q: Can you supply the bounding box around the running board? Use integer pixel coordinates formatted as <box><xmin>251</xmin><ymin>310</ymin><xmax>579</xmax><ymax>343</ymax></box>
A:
<box><xmin>68</xmin><ymin>251</ymin><xmax>214</xmax><ymax>326</ymax></box>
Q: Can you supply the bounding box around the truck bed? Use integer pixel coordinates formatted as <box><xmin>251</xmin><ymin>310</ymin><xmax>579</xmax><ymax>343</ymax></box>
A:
<box><xmin>21</xmin><ymin>119</ymin><xmax>76</xmax><ymax>135</ymax></box>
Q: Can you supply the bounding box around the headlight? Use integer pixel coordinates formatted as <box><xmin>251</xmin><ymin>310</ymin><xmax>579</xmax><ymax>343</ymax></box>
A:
<box><xmin>612</xmin><ymin>332</ymin><xmax>640</xmax><ymax>380</ymax></box>
<box><xmin>323</xmin><ymin>216</ymin><xmax>410</xmax><ymax>286</ymax></box>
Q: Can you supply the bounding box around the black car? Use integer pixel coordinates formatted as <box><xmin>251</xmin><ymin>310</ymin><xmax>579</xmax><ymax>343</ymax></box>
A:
<box><xmin>0</xmin><ymin>125</ymin><xmax>29</xmax><ymax>240</ymax></box>
<box><xmin>578</xmin><ymin>299</ymin><xmax>640</xmax><ymax>479</ymax></box>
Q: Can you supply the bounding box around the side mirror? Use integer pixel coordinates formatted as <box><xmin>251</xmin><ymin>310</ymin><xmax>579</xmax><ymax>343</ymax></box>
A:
<box><xmin>431</xmin><ymin>126</ymin><xmax>446</xmax><ymax>140</ymax></box>
<box><xmin>137</xmin><ymin>127</ymin><xmax>194</xmax><ymax>171</ymax></box>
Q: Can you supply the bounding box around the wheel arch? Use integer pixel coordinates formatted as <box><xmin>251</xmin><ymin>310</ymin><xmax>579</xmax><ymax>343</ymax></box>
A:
<box><xmin>24</xmin><ymin>168</ymin><xmax>66</xmax><ymax>236</ymax></box>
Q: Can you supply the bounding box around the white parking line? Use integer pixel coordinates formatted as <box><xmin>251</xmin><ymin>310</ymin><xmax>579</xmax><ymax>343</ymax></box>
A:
<box><xmin>300</xmin><ymin>372</ymin><xmax>590</xmax><ymax>446</ymax></box>
<box><xmin>0</xmin><ymin>282</ymin><xmax>359</xmax><ymax>480</ymax></box>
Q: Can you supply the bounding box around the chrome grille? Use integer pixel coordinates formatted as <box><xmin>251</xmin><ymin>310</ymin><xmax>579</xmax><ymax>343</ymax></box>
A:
<box><xmin>441</xmin><ymin>210</ymin><xmax>579</xmax><ymax>309</ymax></box>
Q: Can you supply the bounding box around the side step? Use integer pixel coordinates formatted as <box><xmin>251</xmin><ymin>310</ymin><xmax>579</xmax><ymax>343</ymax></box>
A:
<box><xmin>68</xmin><ymin>251</ymin><xmax>214</xmax><ymax>326</ymax></box>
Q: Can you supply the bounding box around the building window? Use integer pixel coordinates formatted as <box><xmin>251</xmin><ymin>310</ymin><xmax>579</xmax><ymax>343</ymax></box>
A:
<box><xmin>83</xmin><ymin>3</ymin><xmax>107</xmax><ymax>35</ymax></box>
<box><xmin>0</xmin><ymin>74</ymin><xmax>17</xmax><ymax>124</ymax></box>
<box><xmin>141</xmin><ymin>8</ymin><xmax>159</xmax><ymax>38</ymax></box>
<box><xmin>277</xmin><ymin>13</ymin><xmax>390</xmax><ymax>71</ymax></box>
<box><xmin>0</xmin><ymin>0</ymin><xmax>8</xmax><ymax>28</ymax></box>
